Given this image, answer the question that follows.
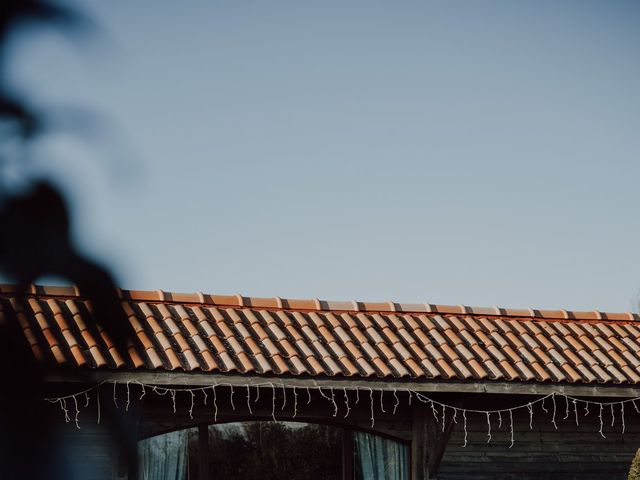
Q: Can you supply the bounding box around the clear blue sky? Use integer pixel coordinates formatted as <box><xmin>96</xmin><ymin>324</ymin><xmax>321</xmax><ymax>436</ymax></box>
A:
<box><xmin>7</xmin><ymin>0</ymin><xmax>640</xmax><ymax>311</ymax></box>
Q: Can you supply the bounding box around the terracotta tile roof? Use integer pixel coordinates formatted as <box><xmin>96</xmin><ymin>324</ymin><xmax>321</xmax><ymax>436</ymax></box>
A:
<box><xmin>1</xmin><ymin>284</ymin><xmax>640</xmax><ymax>385</ymax></box>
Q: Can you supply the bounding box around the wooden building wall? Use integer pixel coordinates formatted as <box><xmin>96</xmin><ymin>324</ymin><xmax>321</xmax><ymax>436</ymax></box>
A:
<box><xmin>439</xmin><ymin>399</ymin><xmax>640</xmax><ymax>480</ymax></box>
<box><xmin>50</xmin><ymin>385</ymin><xmax>640</xmax><ymax>479</ymax></box>
<box><xmin>57</xmin><ymin>422</ymin><xmax>117</xmax><ymax>480</ymax></box>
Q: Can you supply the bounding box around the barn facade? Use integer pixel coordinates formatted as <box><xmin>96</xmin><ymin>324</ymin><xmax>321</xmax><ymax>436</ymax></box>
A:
<box><xmin>3</xmin><ymin>285</ymin><xmax>640</xmax><ymax>479</ymax></box>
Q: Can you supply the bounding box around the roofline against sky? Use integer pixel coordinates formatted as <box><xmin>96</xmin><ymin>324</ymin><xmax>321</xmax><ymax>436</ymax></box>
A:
<box><xmin>3</xmin><ymin>283</ymin><xmax>638</xmax><ymax>323</ymax></box>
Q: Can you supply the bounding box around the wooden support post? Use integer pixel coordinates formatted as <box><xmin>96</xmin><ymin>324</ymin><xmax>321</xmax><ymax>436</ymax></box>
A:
<box><xmin>342</xmin><ymin>428</ymin><xmax>354</xmax><ymax>480</ymax></box>
<box><xmin>411</xmin><ymin>404</ymin><xmax>456</xmax><ymax>480</ymax></box>
<box><xmin>110</xmin><ymin>386</ymin><xmax>144</xmax><ymax>480</ymax></box>
<box><xmin>427</xmin><ymin>412</ymin><xmax>455</xmax><ymax>477</ymax></box>
<box><xmin>412</xmin><ymin>405</ymin><xmax>428</xmax><ymax>480</ymax></box>
<box><xmin>198</xmin><ymin>424</ymin><xmax>210</xmax><ymax>480</ymax></box>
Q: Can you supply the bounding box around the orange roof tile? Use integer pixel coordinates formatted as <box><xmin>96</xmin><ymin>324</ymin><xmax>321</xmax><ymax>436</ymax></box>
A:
<box><xmin>2</xmin><ymin>284</ymin><xmax>640</xmax><ymax>385</ymax></box>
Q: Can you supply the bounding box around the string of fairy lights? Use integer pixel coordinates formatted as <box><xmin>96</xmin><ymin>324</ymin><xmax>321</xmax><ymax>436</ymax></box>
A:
<box><xmin>44</xmin><ymin>381</ymin><xmax>640</xmax><ymax>448</ymax></box>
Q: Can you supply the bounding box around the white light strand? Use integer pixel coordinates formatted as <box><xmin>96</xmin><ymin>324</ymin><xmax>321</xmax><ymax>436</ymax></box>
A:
<box><xmin>46</xmin><ymin>384</ymin><xmax>100</xmax><ymax>403</ymax></box>
<box><xmin>188</xmin><ymin>391</ymin><xmax>195</xmax><ymax>420</ymax></box>
<box><xmin>369</xmin><ymin>388</ymin><xmax>375</xmax><ymax>428</ymax></box>
<box><xmin>43</xmin><ymin>381</ymin><xmax>640</xmax><ymax>446</ymax></box>
<box><xmin>212</xmin><ymin>385</ymin><xmax>218</xmax><ymax>423</ymax></box>
<box><xmin>343</xmin><ymin>387</ymin><xmax>350</xmax><ymax>419</ymax></box>
<box><xmin>392</xmin><ymin>389</ymin><xmax>399</xmax><ymax>415</ymax></box>
<box><xmin>202</xmin><ymin>388</ymin><xmax>208</xmax><ymax>406</ymax></box>
<box><xmin>60</xmin><ymin>398</ymin><xmax>70</xmax><ymax>423</ymax></box>
<box><xmin>509</xmin><ymin>410</ymin><xmax>514</xmax><ymax>448</ymax></box>
<box><xmin>125</xmin><ymin>382</ymin><xmax>131</xmax><ymax>412</ymax></box>
<box><xmin>271</xmin><ymin>383</ymin><xmax>277</xmax><ymax>422</ymax></box>
<box><xmin>317</xmin><ymin>386</ymin><xmax>337</xmax><ymax>416</ymax></box>
<box><xmin>281</xmin><ymin>384</ymin><xmax>287</xmax><ymax>411</ymax></box>
<box><xmin>430</xmin><ymin>399</ymin><xmax>439</xmax><ymax>423</ymax></box>
<box><xmin>254</xmin><ymin>385</ymin><xmax>260</xmax><ymax>403</ymax></box>
<box><xmin>611</xmin><ymin>403</ymin><xmax>615</xmax><ymax>427</ymax></box>
<box><xmin>415</xmin><ymin>392</ymin><xmax>428</xmax><ymax>404</ymax></box>
<box><xmin>442</xmin><ymin>405</ymin><xmax>446</xmax><ymax>433</ymax></box>
<box><xmin>462</xmin><ymin>410</ymin><xmax>468</xmax><ymax>447</ymax></box>
<box><xmin>318</xmin><ymin>387</ymin><xmax>332</xmax><ymax>403</ymax></box>
<box><xmin>355</xmin><ymin>387</ymin><xmax>360</xmax><ymax>404</ymax></box>
<box><xmin>330</xmin><ymin>387</ymin><xmax>338</xmax><ymax>417</ymax></box>
<box><xmin>73</xmin><ymin>396</ymin><xmax>80</xmax><ymax>429</ymax></box>
<box><xmin>293</xmin><ymin>387</ymin><xmax>298</xmax><ymax>418</ymax></box>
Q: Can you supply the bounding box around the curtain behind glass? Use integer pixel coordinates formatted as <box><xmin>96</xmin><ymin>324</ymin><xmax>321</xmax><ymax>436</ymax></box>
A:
<box><xmin>138</xmin><ymin>429</ymin><xmax>188</xmax><ymax>480</ymax></box>
<box><xmin>354</xmin><ymin>431</ymin><xmax>408</xmax><ymax>480</ymax></box>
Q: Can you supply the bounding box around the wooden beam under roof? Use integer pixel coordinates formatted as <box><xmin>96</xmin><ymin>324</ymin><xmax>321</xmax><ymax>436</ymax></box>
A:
<box><xmin>46</xmin><ymin>371</ymin><xmax>640</xmax><ymax>399</ymax></box>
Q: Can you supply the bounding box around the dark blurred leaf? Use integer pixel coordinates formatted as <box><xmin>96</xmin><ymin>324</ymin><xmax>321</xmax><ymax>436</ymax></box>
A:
<box><xmin>0</xmin><ymin>2</ymin><xmax>136</xmax><ymax>479</ymax></box>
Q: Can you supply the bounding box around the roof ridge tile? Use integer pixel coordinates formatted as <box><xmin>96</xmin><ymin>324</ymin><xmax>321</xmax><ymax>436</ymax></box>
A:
<box><xmin>3</xmin><ymin>283</ymin><xmax>639</xmax><ymax>325</ymax></box>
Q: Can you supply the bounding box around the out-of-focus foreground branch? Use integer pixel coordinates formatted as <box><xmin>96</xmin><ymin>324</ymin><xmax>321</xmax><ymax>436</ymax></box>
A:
<box><xmin>0</xmin><ymin>2</ymin><xmax>136</xmax><ymax>479</ymax></box>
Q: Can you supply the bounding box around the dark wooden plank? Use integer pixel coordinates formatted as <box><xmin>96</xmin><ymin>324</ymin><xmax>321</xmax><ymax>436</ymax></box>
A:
<box><xmin>412</xmin><ymin>405</ymin><xmax>427</xmax><ymax>480</ymax></box>
<box><xmin>342</xmin><ymin>428</ymin><xmax>354</xmax><ymax>480</ymax></box>
<box><xmin>198</xmin><ymin>424</ymin><xmax>210</xmax><ymax>480</ymax></box>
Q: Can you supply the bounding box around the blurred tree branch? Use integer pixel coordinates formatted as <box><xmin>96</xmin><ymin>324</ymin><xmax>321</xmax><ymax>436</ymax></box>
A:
<box><xmin>0</xmin><ymin>2</ymin><xmax>136</xmax><ymax>479</ymax></box>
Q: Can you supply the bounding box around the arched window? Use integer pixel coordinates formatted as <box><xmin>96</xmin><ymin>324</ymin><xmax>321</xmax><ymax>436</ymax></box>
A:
<box><xmin>138</xmin><ymin>422</ymin><xmax>408</xmax><ymax>480</ymax></box>
<box><xmin>354</xmin><ymin>431</ymin><xmax>409</xmax><ymax>480</ymax></box>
